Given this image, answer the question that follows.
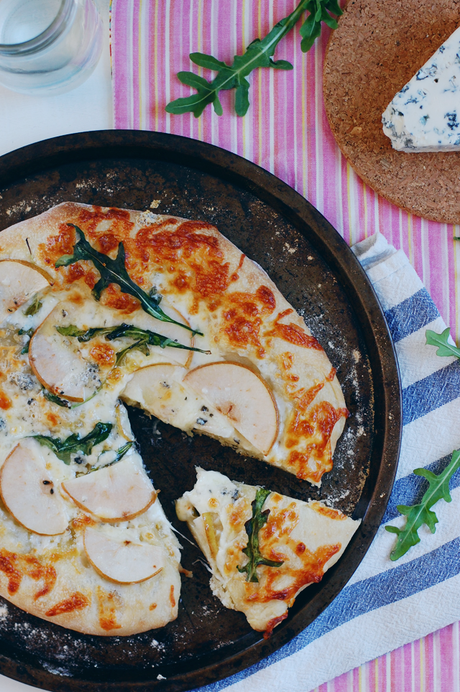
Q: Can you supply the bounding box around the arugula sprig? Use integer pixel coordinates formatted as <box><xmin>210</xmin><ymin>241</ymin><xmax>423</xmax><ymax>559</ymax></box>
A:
<box><xmin>386</xmin><ymin>451</ymin><xmax>460</xmax><ymax>561</ymax></box>
<box><xmin>166</xmin><ymin>0</ymin><xmax>342</xmax><ymax>117</ymax></box>
<box><xmin>237</xmin><ymin>488</ymin><xmax>284</xmax><ymax>582</ymax></box>
<box><xmin>56</xmin><ymin>323</ymin><xmax>210</xmax><ymax>367</ymax></box>
<box><xmin>31</xmin><ymin>422</ymin><xmax>112</xmax><ymax>465</ymax></box>
<box><xmin>426</xmin><ymin>327</ymin><xmax>460</xmax><ymax>359</ymax></box>
<box><xmin>56</xmin><ymin>225</ymin><xmax>202</xmax><ymax>337</ymax></box>
<box><xmin>385</xmin><ymin>326</ymin><xmax>460</xmax><ymax>560</ymax></box>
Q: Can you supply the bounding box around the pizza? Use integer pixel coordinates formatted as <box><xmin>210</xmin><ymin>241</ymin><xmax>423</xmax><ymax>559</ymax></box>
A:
<box><xmin>176</xmin><ymin>468</ymin><xmax>360</xmax><ymax>636</ymax></box>
<box><xmin>0</xmin><ymin>201</ymin><xmax>351</xmax><ymax>636</ymax></box>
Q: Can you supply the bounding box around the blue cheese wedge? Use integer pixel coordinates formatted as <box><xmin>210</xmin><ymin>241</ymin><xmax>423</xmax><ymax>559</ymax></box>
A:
<box><xmin>382</xmin><ymin>26</ymin><xmax>460</xmax><ymax>152</ymax></box>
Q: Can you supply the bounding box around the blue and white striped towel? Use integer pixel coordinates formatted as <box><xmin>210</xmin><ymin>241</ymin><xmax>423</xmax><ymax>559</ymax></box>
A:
<box><xmin>198</xmin><ymin>232</ymin><xmax>460</xmax><ymax>692</ymax></box>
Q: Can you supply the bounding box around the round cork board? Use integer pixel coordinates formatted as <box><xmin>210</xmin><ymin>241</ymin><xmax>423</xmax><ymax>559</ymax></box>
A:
<box><xmin>323</xmin><ymin>0</ymin><xmax>460</xmax><ymax>225</ymax></box>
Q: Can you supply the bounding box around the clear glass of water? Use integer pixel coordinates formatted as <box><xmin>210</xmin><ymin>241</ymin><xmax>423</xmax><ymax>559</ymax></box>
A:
<box><xmin>0</xmin><ymin>0</ymin><xmax>103</xmax><ymax>95</ymax></box>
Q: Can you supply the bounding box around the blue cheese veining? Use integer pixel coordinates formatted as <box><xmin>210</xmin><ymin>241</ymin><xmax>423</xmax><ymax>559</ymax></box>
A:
<box><xmin>382</xmin><ymin>26</ymin><xmax>460</xmax><ymax>152</ymax></box>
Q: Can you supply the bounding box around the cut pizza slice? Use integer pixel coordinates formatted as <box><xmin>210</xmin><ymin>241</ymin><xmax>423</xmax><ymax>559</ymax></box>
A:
<box><xmin>176</xmin><ymin>468</ymin><xmax>360</xmax><ymax>636</ymax></box>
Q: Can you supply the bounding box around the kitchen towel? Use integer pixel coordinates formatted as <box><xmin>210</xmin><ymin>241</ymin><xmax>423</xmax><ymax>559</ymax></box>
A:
<box><xmin>110</xmin><ymin>1</ymin><xmax>460</xmax><ymax>689</ymax></box>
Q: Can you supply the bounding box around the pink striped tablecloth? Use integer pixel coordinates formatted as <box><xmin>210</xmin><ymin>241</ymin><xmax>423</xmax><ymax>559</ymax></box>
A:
<box><xmin>111</xmin><ymin>2</ymin><xmax>460</xmax><ymax>691</ymax></box>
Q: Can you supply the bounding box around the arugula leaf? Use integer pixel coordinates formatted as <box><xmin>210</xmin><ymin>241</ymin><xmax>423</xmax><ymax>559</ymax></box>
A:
<box><xmin>55</xmin><ymin>225</ymin><xmax>202</xmax><ymax>336</ymax></box>
<box><xmin>43</xmin><ymin>390</ymin><xmax>72</xmax><ymax>408</ymax></box>
<box><xmin>386</xmin><ymin>450</ymin><xmax>460</xmax><ymax>560</ymax></box>
<box><xmin>300</xmin><ymin>0</ymin><xmax>342</xmax><ymax>51</ymax></box>
<box><xmin>425</xmin><ymin>327</ymin><xmax>460</xmax><ymax>359</ymax></box>
<box><xmin>112</xmin><ymin>441</ymin><xmax>133</xmax><ymax>463</ymax></box>
<box><xmin>23</xmin><ymin>295</ymin><xmax>43</xmax><ymax>317</ymax></box>
<box><xmin>18</xmin><ymin>327</ymin><xmax>34</xmax><ymax>354</ymax></box>
<box><xmin>55</xmin><ymin>325</ymin><xmax>111</xmax><ymax>342</ymax></box>
<box><xmin>43</xmin><ymin>386</ymin><xmax>101</xmax><ymax>409</ymax></box>
<box><xmin>31</xmin><ymin>422</ymin><xmax>113</xmax><ymax>465</ymax></box>
<box><xmin>57</xmin><ymin>322</ymin><xmax>210</xmax><ymax>367</ymax></box>
<box><xmin>237</xmin><ymin>488</ymin><xmax>284</xmax><ymax>582</ymax></box>
<box><xmin>166</xmin><ymin>0</ymin><xmax>342</xmax><ymax>117</ymax></box>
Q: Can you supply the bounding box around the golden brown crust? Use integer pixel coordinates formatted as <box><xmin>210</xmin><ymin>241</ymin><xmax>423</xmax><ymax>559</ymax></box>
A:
<box><xmin>323</xmin><ymin>0</ymin><xmax>460</xmax><ymax>224</ymax></box>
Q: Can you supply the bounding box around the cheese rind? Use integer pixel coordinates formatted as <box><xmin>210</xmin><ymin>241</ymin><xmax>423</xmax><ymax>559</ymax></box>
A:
<box><xmin>382</xmin><ymin>26</ymin><xmax>460</xmax><ymax>152</ymax></box>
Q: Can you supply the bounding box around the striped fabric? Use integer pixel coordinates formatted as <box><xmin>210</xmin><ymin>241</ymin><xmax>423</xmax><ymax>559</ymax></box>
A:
<box><xmin>111</xmin><ymin>2</ymin><xmax>460</xmax><ymax>690</ymax></box>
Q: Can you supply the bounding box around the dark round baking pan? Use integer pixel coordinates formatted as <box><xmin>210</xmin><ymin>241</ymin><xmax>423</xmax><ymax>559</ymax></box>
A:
<box><xmin>0</xmin><ymin>130</ymin><xmax>401</xmax><ymax>692</ymax></box>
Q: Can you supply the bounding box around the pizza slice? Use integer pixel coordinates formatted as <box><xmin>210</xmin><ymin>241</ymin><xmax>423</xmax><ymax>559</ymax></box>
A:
<box><xmin>176</xmin><ymin>468</ymin><xmax>360</xmax><ymax>636</ymax></box>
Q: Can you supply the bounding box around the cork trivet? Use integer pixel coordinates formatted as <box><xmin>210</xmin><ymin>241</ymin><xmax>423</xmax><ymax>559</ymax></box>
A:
<box><xmin>323</xmin><ymin>0</ymin><xmax>460</xmax><ymax>225</ymax></box>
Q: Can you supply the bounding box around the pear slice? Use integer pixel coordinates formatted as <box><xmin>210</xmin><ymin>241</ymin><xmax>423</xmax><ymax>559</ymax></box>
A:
<box><xmin>121</xmin><ymin>363</ymin><xmax>238</xmax><ymax>440</ymax></box>
<box><xmin>0</xmin><ymin>443</ymin><xmax>68</xmax><ymax>535</ymax></box>
<box><xmin>62</xmin><ymin>457</ymin><xmax>156</xmax><ymax>522</ymax></box>
<box><xmin>29</xmin><ymin>307</ymin><xmax>101</xmax><ymax>402</ymax></box>
<box><xmin>184</xmin><ymin>362</ymin><xmax>279</xmax><ymax>455</ymax></box>
<box><xmin>121</xmin><ymin>363</ymin><xmax>184</xmax><ymax>423</ymax></box>
<box><xmin>84</xmin><ymin>527</ymin><xmax>164</xmax><ymax>584</ymax></box>
<box><xmin>0</xmin><ymin>260</ymin><xmax>51</xmax><ymax>325</ymax></box>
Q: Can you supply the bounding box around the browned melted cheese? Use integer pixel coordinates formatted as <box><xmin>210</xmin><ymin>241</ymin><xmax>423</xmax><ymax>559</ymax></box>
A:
<box><xmin>96</xmin><ymin>586</ymin><xmax>122</xmax><ymax>631</ymax></box>
<box><xmin>0</xmin><ymin>549</ymin><xmax>57</xmax><ymax>598</ymax></box>
<box><xmin>263</xmin><ymin>612</ymin><xmax>288</xmax><ymax>639</ymax></box>
<box><xmin>309</xmin><ymin>501</ymin><xmax>348</xmax><ymax>521</ymax></box>
<box><xmin>220</xmin><ymin>287</ymin><xmax>277</xmax><ymax>358</ymax></box>
<box><xmin>0</xmin><ymin>389</ymin><xmax>11</xmax><ymax>410</ymax></box>
<box><xmin>45</xmin><ymin>591</ymin><xmax>90</xmax><ymax>617</ymax></box>
<box><xmin>224</xmin><ymin>501</ymin><xmax>341</xmax><ymax>608</ymax></box>
<box><xmin>265</xmin><ymin>309</ymin><xmax>322</xmax><ymax>350</ymax></box>
<box><xmin>277</xmin><ymin>358</ymin><xmax>350</xmax><ymax>482</ymax></box>
<box><xmin>89</xmin><ymin>342</ymin><xmax>116</xmax><ymax>368</ymax></box>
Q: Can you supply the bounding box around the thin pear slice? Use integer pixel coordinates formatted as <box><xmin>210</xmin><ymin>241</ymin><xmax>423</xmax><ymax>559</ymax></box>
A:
<box><xmin>62</xmin><ymin>457</ymin><xmax>156</xmax><ymax>522</ymax></box>
<box><xmin>29</xmin><ymin>306</ymin><xmax>101</xmax><ymax>402</ymax></box>
<box><xmin>184</xmin><ymin>362</ymin><xmax>279</xmax><ymax>455</ymax></box>
<box><xmin>0</xmin><ymin>260</ymin><xmax>50</xmax><ymax>324</ymax></box>
<box><xmin>84</xmin><ymin>527</ymin><xmax>164</xmax><ymax>584</ymax></box>
<box><xmin>121</xmin><ymin>363</ymin><xmax>238</xmax><ymax>439</ymax></box>
<box><xmin>0</xmin><ymin>443</ymin><xmax>68</xmax><ymax>535</ymax></box>
<box><xmin>121</xmin><ymin>363</ymin><xmax>184</xmax><ymax>423</ymax></box>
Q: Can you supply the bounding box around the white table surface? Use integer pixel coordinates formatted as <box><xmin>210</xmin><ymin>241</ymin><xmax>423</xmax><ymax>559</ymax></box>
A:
<box><xmin>0</xmin><ymin>0</ymin><xmax>112</xmax><ymax>689</ymax></box>
<box><xmin>0</xmin><ymin>0</ymin><xmax>112</xmax><ymax>158</ymax></box>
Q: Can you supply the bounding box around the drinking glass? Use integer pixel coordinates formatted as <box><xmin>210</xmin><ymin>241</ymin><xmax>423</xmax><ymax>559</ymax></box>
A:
<box><xmin>0</xmin><ymin>0</ymin><xmax>103</xmax><ymax>95</ymax></box>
